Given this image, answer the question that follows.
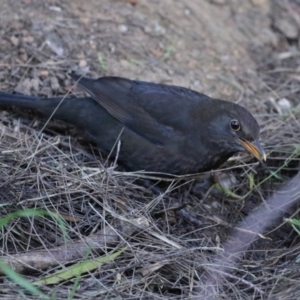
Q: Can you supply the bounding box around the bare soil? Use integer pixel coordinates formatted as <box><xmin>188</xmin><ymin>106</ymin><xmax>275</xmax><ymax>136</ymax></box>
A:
<box><xmin>0</xmin><ymin>0</ymin><xmax>300</xmax><ymax>299</ymax></box>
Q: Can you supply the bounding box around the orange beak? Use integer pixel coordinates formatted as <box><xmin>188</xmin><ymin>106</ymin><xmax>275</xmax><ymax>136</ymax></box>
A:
<box><xmin>239</xmin><ymin>139</ymin><xmax>266</xmax><ymax>162</ymax></box>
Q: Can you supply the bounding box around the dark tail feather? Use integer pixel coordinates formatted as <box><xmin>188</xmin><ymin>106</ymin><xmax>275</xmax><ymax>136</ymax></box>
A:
<box><xmin>0</xmin><ymin>91</ymin><xmax>110</xmax><ymax>133</ymax></box>
<box><xmin>0</xmin><ymin>92</ymin><xmax>46</xmax><ymax>109</ymax></box>
<box><xmin>0</xmin><ymin>92</ymin><xmax>74</xmax><ymax>117</ymax></box>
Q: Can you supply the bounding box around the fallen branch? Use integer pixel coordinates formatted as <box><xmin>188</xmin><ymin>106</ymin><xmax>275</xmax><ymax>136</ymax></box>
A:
<box><xmin>0</xmin><ymin>217</ymin><xmax>149</xmax><ymax>275</ymax></box>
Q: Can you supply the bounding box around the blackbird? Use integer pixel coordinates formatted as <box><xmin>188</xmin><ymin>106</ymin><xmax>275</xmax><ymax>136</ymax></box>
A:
<box><xmin>0</xmin><ymin>74</ymin><xmax>265</xmax><ymax>174</ymax></box>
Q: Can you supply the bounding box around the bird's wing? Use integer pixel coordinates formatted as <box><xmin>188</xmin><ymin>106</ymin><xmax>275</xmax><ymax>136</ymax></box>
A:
<box><xmin>70</xmin><ymin>74</ymin><xmax>209</xmax><ymax>146</ymax></box>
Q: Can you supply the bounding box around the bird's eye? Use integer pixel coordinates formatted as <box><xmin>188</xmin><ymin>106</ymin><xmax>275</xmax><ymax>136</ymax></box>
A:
<box><xmin>230</xmin><ymin>119</ymin><xmax>240</xmax><ymax>131</ymax></box>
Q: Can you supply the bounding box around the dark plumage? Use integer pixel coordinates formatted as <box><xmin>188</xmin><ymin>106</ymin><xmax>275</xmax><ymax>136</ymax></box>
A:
<box><xmin>0</xmin><ymin>74</ymin><xmax>265</xmax><ymax>174</ymax></box>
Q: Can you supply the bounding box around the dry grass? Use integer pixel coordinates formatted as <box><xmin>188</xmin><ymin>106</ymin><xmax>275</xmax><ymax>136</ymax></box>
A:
<box><xmin>0</xmin><ymin>64</ymin><xmax>299</xmax><ymax>298</ymax></box>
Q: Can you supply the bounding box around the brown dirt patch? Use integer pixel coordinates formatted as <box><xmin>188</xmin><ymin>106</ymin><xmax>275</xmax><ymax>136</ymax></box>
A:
<box><xmin>0</xmin><ymin>0</ymin><xmax>300</xmax><ymax>299</ymax></box>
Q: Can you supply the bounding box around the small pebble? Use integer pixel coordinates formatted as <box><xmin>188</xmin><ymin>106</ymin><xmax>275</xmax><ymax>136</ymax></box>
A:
<box><xmin>40</xmin><ymin>70</ymin><xmax>49</xmax><ymax>78</ymax></box>
<box><xmin>109</xmin><ymin>43</ymin><xmax>115</xmax><ymax>53</ymax></box>
<box><xmin>50</xmin><ymin>77</ymin><xmax>60</xmax><ymax>91</ymax></box>
<box><xmin>275</xmin><ymin>19</ymin><xmax>298</xmax><ymax>39</ymax></box>
<box><xmin>278</xmin><ymin>98</ymin><xmax>292</xmax><ymax>112</ymax></box>
<box><xmin>31</xmin><ymin>78</ymin><xmax>40</xmax><ymax>91</ymax></box>
<box><xmin>184</xmin><ymin>9</ymin><xmax>191</xmax><ymax>16</ymax></box>
<box><xmin>79</xmin><ymin>59</ymin><xmax>87</xmax><ymax>68</ymax></box>
<box><xmin>119</xmin><ymin>25</ymin><xmax>128</xmax><ymax>33</ymax></box>
<box><xmin>80</xmin><ymin>17</ymin><xmax>90</xmax><ymax>24</ymax></box>
<box><xmin>22</xmin><ymin>36</ymin><xmax>34</xmax><ymax>44</ymax></box>
<box><xmin>144</xmin><ymin>26</ymin><xmax>152</xmax><ymax>33</ymax></box>
<box><xmin>49</xmin><ymin>6</ymin><xmax>62</xmax><ymax>12</ymax></box>
<box><xmin>10</xmin><ymin>36</ymin><xmax>19</xmax><ymax>46</ymax></box>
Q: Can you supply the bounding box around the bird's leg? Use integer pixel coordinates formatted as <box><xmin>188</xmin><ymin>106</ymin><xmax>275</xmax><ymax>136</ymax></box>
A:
<box><xmin>191</xmin><ymin>173</ymin><xmax>215</xmax><ymax>199</ymax></box>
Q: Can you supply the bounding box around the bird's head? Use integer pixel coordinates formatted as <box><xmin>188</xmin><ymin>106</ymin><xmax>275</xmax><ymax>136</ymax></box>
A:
<box><xmin>209</xmin><ymin>100</ymin><xmax>266</xmax><ymax>162</ymax></box>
